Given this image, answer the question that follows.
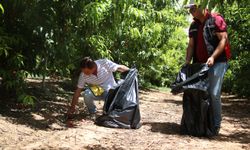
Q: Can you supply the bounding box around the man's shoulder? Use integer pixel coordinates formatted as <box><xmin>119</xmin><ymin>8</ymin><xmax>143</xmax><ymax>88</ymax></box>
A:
<box><xmin>211</xmin><ymin>12</ymin><xmax>227</xmax><ymax>31</ymax></box>
<box><xmin>191</xmin><ymin>21</ymin><xmax>196</xmax><ymax>25</ymax></box>
<box><xmin>211</xmin><ymin>12</ymin><xmax>223</xmax><ymax>17</ymax></box>
<box><xmin>189</xmin><ymin>20</ymin><xmax>199</xmax><ymax>30</ymax></box>
<box><xmin>190</xmin><ymin>16</ymin><xmax>202</xmax><ymax>26</ymax></box>
<box><xmin>96</xmin><ymin>58</ymin><xmax>109</xmax><ymax>65</ymax></box>
<box><xmin>211</xmin><ymin>12</ymin><xmax>225</xmax><ymax>21</ymax></box>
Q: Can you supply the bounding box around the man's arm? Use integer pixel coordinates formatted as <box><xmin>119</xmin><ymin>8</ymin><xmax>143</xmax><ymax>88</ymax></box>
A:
<box><xmin>117</xmin><ymin>65</ymin><xmax>130</xmax><ymax>72</ymax></box>
<box><xmin>67</xmin><ymin>87</ymin><xmax>82</xmax><ymax>114</ymax></box>
<box><xmin>186</xmin><ymin>37</ymin><xmax>194</xmax><ymax>64</ymax></box>
<box><xmin>206</xmin><ymin>32</ymin><xmax>228</xmax><ymax>66</ymax></box>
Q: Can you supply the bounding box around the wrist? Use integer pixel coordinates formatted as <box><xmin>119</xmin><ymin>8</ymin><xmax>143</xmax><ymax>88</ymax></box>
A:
<box><xmin>210</xmin><ymin>55</ymin><xmax>215</xmax><ymax>60</ymax></box>
<box><xmin>185</xmin><ymin>60</ymin><xmax>191</xmax><ymax>64</ymax></box>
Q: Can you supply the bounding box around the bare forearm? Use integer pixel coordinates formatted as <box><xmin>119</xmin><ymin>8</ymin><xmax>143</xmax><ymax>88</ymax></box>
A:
<box><xmin>67</xmin><ymin>88</ymin><xmax>82</xmax><ymax>115</ymax></box>
<box><xmin>206</xmin><ymin>32</ymin><xmax>228</xmax><ymax>66</ymax></box>
<box><xmin>211</xmin><ymin>37</ymin><xmax>227</xmax><ymax>59</ymax></box>
<box><xmin>71</xmin><ymin>94</ymin><xmax>78</xmax><ymax>107</ymax></box>
<box><xmin>71</xmin><ymin>88</ymin><xmax>81</xmax><ymax>107</ymax></box>
<box><xmin>117</xmin><ymin>65</ymin><xmax>130</xmax><ymax>72</ymax></box>
<box><xmin>186</xmin><ymin>38</ymin><xmax>194</xmax><ymax>64</ymax></box>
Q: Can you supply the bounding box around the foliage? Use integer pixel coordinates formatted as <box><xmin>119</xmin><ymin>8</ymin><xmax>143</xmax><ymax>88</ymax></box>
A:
<box><xmin>183</xmin><ymin>0</ymin><xmax>246</xmax><ymax>10</ymax></box>
<box><xmin>143</xmin><ymin>27</ymin><xmax>186</xmax><ymax>86</ymax></box>
<box><xmin>18</xmin><ymin>93</ymin><xmax>36</xmax><ymax>106</ymax></box>
<box><xmin>0</xmin><ymin>3</ymin><xmax>3</xmax><ymax>14</ymax></box>
<box><xmin>0</xmin><ymin>0</ymin><xmax>188</xmax><ymax>104</ymax></box>
<box><xmin>219</xmin><ymin>2</ymin><xmax>250</xmax><ymax>97</ymax></box>
<box><xmin>224</xmin><ymin>52</ymin><xmax>250</xmax><ymax>97</ymax></box>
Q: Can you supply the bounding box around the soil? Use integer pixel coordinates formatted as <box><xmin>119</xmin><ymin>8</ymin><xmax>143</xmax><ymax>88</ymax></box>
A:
<box><xmin>0</xmin><ymin>80</ymin><xmax>249</xmax><ymax>150</ymax></box>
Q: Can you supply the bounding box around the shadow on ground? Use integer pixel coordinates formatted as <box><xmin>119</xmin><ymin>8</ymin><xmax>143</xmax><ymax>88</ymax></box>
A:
<box><xmin>163</xmin><ymin>98</ymin><xmax>182</xmax><ymax>106</ymax></box>
<box><xmin>85</xmin><ymin>144</ymin><xmax>125</xmax><ymax>150</ymax></box>
<box><xmin>0</xmin><ymin>80</ymin><xmax>90</xmax><ymax>130</ymax></box>
<box><xmin>217</xmin><ymin>95</ymin><xmax>250</xmax><ymax>144</ymax></box>
<box><xmin>143</xmin><ymin>122</ymin><xmax>180</xmax><ymax>135</ymax></box>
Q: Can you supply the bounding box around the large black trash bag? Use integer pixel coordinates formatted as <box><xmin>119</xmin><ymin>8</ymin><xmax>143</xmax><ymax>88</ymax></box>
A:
<box><xmin>171</xmin><ymin>63</ymin><xmax>216</xmax><ymax>137</ymax></box>
<box><xmin>95</xmin><ymin>68</ymin><xmax>141</xmax><ymax>129</ymax></box>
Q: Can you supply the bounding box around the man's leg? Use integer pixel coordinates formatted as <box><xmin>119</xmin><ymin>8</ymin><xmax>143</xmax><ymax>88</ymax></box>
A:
<box><xmin>208</xmin><ymin>62</ymin><xmax>228</xmax><ymax>130</ymax></box>
<box><xmin>83</xmin><ymin>89</ymin><xmax>108</xmax><ymax>114</ymax></box>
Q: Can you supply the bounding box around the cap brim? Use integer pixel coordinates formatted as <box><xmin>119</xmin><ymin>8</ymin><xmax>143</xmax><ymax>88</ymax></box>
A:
<box><xmin>184</xmin><ymin>4</ymin><xmax>196</xmax><ymax>9</ymax></box>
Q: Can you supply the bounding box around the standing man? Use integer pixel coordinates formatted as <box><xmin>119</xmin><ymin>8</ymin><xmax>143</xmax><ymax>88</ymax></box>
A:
<box><xmin>184</xmin><ymin>3</ymin><xmax>231</xmax><ymax>135</ymax></box>
<box><xmin>67</xmin><ymin>57</ymin><xmax>129</xmax><ymax>120</ymax></box>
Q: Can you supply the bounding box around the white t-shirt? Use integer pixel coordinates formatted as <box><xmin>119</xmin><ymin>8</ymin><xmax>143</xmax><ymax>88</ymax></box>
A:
<box><xmin>77</xmin><ymin>59</ymin><xmax>119</xmax><ymax>91</ymax></box>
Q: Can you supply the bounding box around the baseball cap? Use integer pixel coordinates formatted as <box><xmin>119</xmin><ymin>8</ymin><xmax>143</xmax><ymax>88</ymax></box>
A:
<box><xmin>183</xmin><ymin>0</ymin><xmax>197</xmax><ymax>8</ymax></box>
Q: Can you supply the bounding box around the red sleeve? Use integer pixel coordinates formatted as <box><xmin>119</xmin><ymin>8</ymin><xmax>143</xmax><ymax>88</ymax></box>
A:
<box><xmin>214</xmin><ymin>14</ymin><xmax>227</xmax><ymax>32</ymax></box>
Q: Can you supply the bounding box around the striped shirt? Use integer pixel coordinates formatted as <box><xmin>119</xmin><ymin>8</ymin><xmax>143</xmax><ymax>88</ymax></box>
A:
<box><xmin>77</xmin><ymin>59</ymin><xmax>119</xmax><ymax>91</ymax></box>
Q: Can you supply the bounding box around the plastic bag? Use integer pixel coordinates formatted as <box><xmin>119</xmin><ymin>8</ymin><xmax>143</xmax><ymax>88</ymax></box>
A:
<box><xmin>171</xmin><ymin>63</ymin><xmax>210</xmax><ymax>94</ymax></box>
<box><xmin>95</xmin><ymin>68</ymin><xmax>141</xmax><ymax>129</ymax></box>
<box><xmin>171</xmin><ymin>63</ymin><xmax>216</xmax><ymax>137</ymax></box>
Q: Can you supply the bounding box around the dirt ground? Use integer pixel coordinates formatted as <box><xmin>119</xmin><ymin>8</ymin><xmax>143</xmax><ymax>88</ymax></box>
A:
<box><xmin>0</xmin><ymin>80</ymin><xmax>249</xmax><ymax>150</ymax></box>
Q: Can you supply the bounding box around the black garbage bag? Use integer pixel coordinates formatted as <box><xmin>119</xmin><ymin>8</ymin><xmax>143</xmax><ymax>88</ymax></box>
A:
<box><xmin>171</xmin><ymin>63</ymin><xmax>216</xmax><ymax>137</ymax></box>
<box><xmin>95</xmin><ymin>68</ymin><xmax>141</xmax><ymax>129</ymax></box>
<box><xmin>171</xmin><ymin>63</ymin><xmax>210</xmax><ymax>93</ymax></box>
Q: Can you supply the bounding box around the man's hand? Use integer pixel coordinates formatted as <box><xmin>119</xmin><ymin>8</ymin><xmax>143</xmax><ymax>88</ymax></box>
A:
<box><xmin>206</xmin><ymin>56</ymin><xmax>215</xmax><ymax>67</ymax></box>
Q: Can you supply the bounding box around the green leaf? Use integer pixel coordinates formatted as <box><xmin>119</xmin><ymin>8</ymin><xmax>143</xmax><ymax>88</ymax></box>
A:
<box><xmin>0</xmin><ymin>4</ymin><xmax>4</xmax><ymax>14</ymax></box>
<box><xmin>18</xmin><ymin>94</ymin><xmax>36</xmax><ymax>106</ymax></box>
<box><xmin>182</xmin><ymin>0</ymin><xmax>189</xmax><ymax>5</ymax></box>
